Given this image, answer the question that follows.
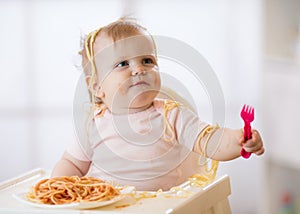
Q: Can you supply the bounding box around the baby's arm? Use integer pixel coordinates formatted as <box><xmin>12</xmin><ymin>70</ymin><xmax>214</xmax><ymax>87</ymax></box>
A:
<box><xmin>197</xmin><ymin>128</ymin><xmax>264</xmax><ymax>161</ymax></box>
<box><xmin>51</xmin><ymin>151</ymin><xmax>91</xmax><ymax>177</ymax></box>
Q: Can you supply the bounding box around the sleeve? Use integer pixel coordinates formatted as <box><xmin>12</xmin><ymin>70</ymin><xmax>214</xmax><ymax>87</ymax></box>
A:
<box><xmin>170</xmin><ymin>106</ymin><xmax>209</xmax><ymax>151</ymax></box>
<box><xmin>66</xmin><ymin>118</ymin><xmax>97</xmax><ymax>162</ymax></box>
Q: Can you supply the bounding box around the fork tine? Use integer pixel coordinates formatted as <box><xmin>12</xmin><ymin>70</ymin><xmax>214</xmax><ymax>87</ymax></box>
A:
<box><xmin>246</xmin><ymin>105</ymin><xmax>250</xmax><ymax>114</ymax></box>
<box><xmin>250</xmin><ymin>106</ymin><xmax>254</xmax><ymax>115</ymax></box>
<box><xmin>245</xmin><ymin>105</ymin><xmax>250</xmax><ymax>113</ymax></box>
<box><xmin>248</xmin><ymin>105</ymin><xmax>252</xmax><ymax>114</ymax></box>
<box><xmin>242</xmin><ymin>104</ymin><xmax>246</xmax><ymax>112</ymax></box>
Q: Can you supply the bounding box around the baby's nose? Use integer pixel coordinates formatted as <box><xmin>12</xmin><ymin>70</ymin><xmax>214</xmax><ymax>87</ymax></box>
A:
<box><xmin>131</xmin><ymin>64</ymin><xmax>146</xmax><ymax>76</ymax></box>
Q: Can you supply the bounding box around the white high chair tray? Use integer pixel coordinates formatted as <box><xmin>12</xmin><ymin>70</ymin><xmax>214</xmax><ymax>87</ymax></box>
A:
<box><xmin>0</xmin><ymin>168</ymin><xmax>231</xmax><ymax>214</ymax></box>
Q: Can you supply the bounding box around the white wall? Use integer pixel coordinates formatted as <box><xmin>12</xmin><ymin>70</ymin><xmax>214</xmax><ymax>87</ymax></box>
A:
<box><xmin>0</xmin><ymin>0</ymin><xmax>263</xmax><ymax>213</ymax></box>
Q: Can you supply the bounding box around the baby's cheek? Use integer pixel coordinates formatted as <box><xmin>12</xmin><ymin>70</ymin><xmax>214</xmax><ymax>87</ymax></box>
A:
<box><xmin>118</xmin><ymin>81</ymin><xmax>132</xmax><ymax>94</ymax></box>
<box><xmin>118</xmin><ymin>83</ymin><xmax>126</xmax><ymax>94</ymax></box>
<box><xmin>153</xmin><ymin>74</ymin><xmax>161</xmax><ymax>88</ymax></box>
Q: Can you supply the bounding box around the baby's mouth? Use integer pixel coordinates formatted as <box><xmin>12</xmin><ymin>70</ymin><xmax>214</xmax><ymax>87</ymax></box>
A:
<box><xmin>130</xmin><ymin>81</ymin><xmax>149</xmax><ymax>88</ymax></box>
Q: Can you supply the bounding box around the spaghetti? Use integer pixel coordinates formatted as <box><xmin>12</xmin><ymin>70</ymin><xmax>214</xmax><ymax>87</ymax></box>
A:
<box><xmin>27</xmin><ymin>176</ymin><xmax>120</xmax><ymax>205</ymax></box>
<box><xmin>189</xmin><ymin>124</ymin><xmax>220</xmax><ymax>187</ymax></box>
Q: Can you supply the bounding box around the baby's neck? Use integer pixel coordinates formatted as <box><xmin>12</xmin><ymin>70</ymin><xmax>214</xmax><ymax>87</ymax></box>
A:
<box><xmin>111</xmin><ymin>102</ymin><xmax>153</xmax><ymax>115</ymax></box>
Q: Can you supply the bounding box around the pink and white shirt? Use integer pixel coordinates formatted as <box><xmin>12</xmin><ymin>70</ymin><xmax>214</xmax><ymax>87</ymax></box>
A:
<box><xmin>67</xmin><ymin>99</ymin><xmax>208</xmax><ymax>191</ymax></box>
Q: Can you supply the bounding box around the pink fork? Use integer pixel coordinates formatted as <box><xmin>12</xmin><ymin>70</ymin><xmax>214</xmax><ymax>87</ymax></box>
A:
<box><xmin>240</xmin><ymin>104</ymin><xmax>254</xmax><ymax>159</ymax></box>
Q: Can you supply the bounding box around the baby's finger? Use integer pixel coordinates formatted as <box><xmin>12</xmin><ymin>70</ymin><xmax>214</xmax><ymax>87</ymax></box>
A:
<box><xmin>247</xmin><ymin>131</ymin><xmax>262</xmax><ymax>146</ymax></box>
<box><xmin>243</xmin><ymin>138</ymin><xmax>257</xmax><ymax>149</ymax></box>
<box><xmin>252</xmin><ymin>130</ymin><xmax>261</xmax><ymax>142</ymax></box>
<box><xmin>243</xmin><ymin>145</ymin><xmax>260</xmax><ymax>153</ymax></box>
<box><xmin>238</xmin><ymin>136</ymin><xmax>245</xmax><ymax>146</ymax></box>
<box><xmin>243</xmin><ymin>139</ymin><xmax>262</xmax><ymax>152</ymax></box>
<box><xmin>254</xmin><ymin>147</ymin><xmax>265</xmax><ymax>156</ymax></box>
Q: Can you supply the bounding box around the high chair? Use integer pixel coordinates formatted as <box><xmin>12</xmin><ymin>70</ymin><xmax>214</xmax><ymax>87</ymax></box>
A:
<box><xmin>166</xmin><ymin>175</ymin><xmax>231</xmax><ymax>214</ymax></box>
<box><xmin>0</xmin><ymin>169</ymin><xmax>231</xmax><ymax>214</ymax></box>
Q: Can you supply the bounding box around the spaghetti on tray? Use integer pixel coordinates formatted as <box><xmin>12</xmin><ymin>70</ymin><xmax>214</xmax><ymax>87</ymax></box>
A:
<box><xmin>26</xmin><ymin>176</ymin><xmax>120</xmax><ymax>205</ymax></box>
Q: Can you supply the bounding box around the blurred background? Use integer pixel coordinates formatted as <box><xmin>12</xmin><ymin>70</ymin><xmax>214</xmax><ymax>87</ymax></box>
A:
<box><xmin>0</xmin><ymin>0</ymin><xmax>300</xmax><ymax>213</ymax></box>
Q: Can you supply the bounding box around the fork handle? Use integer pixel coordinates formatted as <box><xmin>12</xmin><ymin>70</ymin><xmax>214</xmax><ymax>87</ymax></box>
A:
<box><xmin>241</xmin><ymin>122</ymin><xmax>252</xmax><ymax>159</ymax></box>
<box><xmin>244</xmin><ymin>123</ymin><xmax>252</xmax><ymax>140</ymax></box>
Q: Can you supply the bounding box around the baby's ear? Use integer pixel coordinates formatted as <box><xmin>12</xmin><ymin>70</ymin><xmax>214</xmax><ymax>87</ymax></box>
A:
<box><xmin>96</xmin><ymin>89</ymin><xmax>105</xmax><ymax>99</ymax></box>
<box><xmin>85</xmin><ymin>75</ymin><xmax>98</xmax><ymax>92</ymax></box>
<box><xmin>85</xmin><ymin>75</ymin><xmax>94</xmax><ymax>90</ymax></box>
<box><xmin>85</xmin><ymin>75</ymin><xmax>105</xmax><ymax>99</ymax></box>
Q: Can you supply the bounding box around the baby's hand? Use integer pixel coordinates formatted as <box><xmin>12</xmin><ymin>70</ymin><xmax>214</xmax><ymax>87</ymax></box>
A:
<box><xmin>239</xmin><ymin>129</ymin><xmax>265</xmax><ymax>156</ymax></box>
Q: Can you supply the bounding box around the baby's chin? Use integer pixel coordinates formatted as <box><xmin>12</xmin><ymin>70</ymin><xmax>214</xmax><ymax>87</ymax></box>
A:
<box><xmin>128</xmin><ymin>91</ymin><xmax>158</xmax><ymax>108</ymax></box>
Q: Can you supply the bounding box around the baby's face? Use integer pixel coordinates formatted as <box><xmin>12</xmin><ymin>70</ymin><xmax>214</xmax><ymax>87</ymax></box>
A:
<box><xmin>93</xmin><ymin>32</ymin><xmax>161</xmax><ymax>114</ymax></box>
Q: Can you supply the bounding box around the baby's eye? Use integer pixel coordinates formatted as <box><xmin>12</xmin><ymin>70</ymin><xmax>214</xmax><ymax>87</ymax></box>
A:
<box><xmin>142</xmin><ymin>58</ymin><xmax>154</xmax><ymax>65</ymax></box>
<box><xmin>116</xmin><ymin>61</ymin><xmax>129</xmax><ymax>67</ymax></box>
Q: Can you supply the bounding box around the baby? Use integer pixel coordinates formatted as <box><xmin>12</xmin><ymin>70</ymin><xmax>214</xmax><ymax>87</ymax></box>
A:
<box><xmin>52</xmin><ymin>18</ymin><xmax>264</xmax><ymax>191</ymax></box>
